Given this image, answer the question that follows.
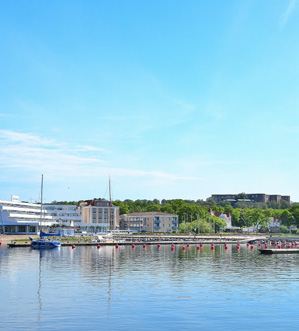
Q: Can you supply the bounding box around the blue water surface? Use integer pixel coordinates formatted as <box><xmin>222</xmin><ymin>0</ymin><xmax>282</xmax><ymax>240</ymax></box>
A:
<box><xmin>0</xmin><ymin>244</ymin><xmax>298</xmax><ymax>330</ymax></box>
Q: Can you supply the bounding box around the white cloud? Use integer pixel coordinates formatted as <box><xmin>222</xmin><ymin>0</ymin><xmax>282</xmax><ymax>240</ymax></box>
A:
<box><xmin>77</xmin><ymin>145</ymin><xmax>107</xmax><ymax>152</ymax></box>
<box><xmin>96</xmin><ymin>115</ymin><xmax>144</xmax><ymax>121</ymax></box>
<box><xmin>0</xmin><ymin>130</ymin><xmax>197</xmax><ymax>184</ymax></box>
<box><xmin>0</xmin><ymin>130</ymin><xmax>60</xmax><ymax>147</ymax></box>
<box><xmin>280</xmin><ymin>0</ymin><xmax>297</xmax><ymax>28</ymax></box>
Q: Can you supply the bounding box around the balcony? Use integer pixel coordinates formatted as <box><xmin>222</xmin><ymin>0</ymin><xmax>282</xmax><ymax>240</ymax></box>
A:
<box><xmin>154</xmin><ymin>219</ymin><xmax>161</xmax><ymax>223</ymax></box>
<box><xmin>172</xmin><ymin>220</ymin><xmax>178</xmax><ymax>224</ymax></box>
<box><xmin>172</xmin><ymin>226</ymin><xmax>178</xmax><ymax>230</ymax></box>
<box><xmin>154</xmin><ymin>226</ymin><xmax>160</xmax><ymax>230</ymax></box>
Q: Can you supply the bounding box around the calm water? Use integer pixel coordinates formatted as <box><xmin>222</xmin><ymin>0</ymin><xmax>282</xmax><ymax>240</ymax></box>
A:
<box><xmin>0</xmin><ymin>244</ymin><xmax>298</xmax><ymax>330</ymax></box>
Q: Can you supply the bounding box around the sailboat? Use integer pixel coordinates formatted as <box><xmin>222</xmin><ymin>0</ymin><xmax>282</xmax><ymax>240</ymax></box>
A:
<box><xmin>29</xmin><ymin>175</ymin><xmax>61</xmax><ymax>249</ymax></box>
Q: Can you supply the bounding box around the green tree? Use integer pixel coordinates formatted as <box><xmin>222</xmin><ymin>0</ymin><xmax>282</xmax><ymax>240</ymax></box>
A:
<box><xmin>279</xmin><ymin>225</ymin><xmax>289</xmax><ymax>233</ymax></box>
<box><xmin>146</xmin><ymin>204</ymin><xmax>161</xmax><ymax>212</ymax></box>
<box><xmin>289</xmin><ymin>205</ymin><xmax>299</xmax><ymax>226</ymax></box>
<box><xmin>280</xmin><ymin>210</ymin><xmax>293</xmax><ymax>227</ymax></box>
<box><xmin>160</xmin><ymin>204</ymin><xmax>175</xmax><ymax>214</ymax></box>
<box><xmin>236</xmin><ymin>192</ymin><xmax>248</xmax><ymax>199</ymax></box>
<box><xmin>113</xmin><ymin>200</ymin><xmax>129</xmax><ymax>215</ymax></box>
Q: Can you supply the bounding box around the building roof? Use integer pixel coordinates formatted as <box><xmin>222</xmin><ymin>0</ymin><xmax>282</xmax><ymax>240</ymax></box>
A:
<box><xmin>83</xmin><ymin>198</ymin><xmax>115</xmax><ymax>207</ymax></box>
<box><xmin>123</xmin><ymin>211</ymin><xmax>177</xmax><ymax>217</ymax></box>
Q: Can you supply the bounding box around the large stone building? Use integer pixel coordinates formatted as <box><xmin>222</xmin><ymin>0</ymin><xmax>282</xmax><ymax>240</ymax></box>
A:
<box><xmin>79</xmin><ymin>198</ymin><xmax>120</xmax><ymax>233</ymax></box>
<box><xmin>120</xmin><ymin>211</ymin><xmax>179</xmax><ymax>233</ymax></box>
<box><xmin>211</xmin><ymin>193</ymin><xmax>290</xmax><ymax>204</ymax></box>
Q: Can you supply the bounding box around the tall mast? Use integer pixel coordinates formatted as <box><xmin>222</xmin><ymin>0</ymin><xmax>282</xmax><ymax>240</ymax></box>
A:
<box><xmin>40</xmin><ymin>174</ymin><xmax>43</xmax><ymax>232</ymax></box>
<box><xmin>109</xmin><ymin>175</ymin><xmax>112</xmax><ymax>206</ymax></box>
<box><xmin>109</xmin><ymin>175</ymin><xmax>113</xmax><ymax>231</ymax></box>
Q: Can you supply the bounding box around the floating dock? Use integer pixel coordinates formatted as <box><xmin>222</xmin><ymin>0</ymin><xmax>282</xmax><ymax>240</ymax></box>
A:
<box><xmin>259</xmin><ymin>248</ymin><xmax>299</xmax><ymax>255</ymax></box>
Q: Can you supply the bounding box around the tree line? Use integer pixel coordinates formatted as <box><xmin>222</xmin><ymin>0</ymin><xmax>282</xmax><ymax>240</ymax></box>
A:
<box><xmin>112</xmin><ymin>199</ymin><xmax>299</xmax><ymax>231</ymax></box>
<box><xmin>50</xmin><ymin>198</ymin><xmax>299</xmax><ymax>232</ymax></box>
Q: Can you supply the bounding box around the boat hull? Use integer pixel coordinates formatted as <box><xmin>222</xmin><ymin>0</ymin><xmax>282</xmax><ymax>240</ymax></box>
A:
<box><xmin>30</xmin><ymin>238</ymin><xmax>61</xmax><ymax>249</ymax></box>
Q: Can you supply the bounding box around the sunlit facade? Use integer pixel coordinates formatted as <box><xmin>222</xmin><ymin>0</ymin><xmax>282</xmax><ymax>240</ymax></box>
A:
<box><xmin>79</xmin><ymin>198</ymin><xmax>120</xmax><ymax>233</ymax></box>
<box><xmin>120</xmin><ymin>211</ymin><xmax>179</xmax><ymax>233</ymax></box>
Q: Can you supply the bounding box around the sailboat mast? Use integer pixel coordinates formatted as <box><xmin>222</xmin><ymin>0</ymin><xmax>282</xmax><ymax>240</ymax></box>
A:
<box><xmin>109</xmin><ymin>175</ymin><xmax>113</xmax><ymax>231</ymax></box>
<box><xmin>109</xmin><ymin>175</ymin><xmax>112</xmax><ymax>206</ymax></box>
<box><xmin>40</xmin><ymin>174</ymin><xmax>43</xmax><ymax>232</ymax></box>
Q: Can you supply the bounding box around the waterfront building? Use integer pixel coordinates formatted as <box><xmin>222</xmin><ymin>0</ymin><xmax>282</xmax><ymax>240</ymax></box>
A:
<box><xmin>79</xmin><ymin>198</ymin><xmax>120</xmax><ymax>234</ymax></box>
<box><xmin>211</xmin><ymin>193</ymin><xmax>290</xmax><ymax>204</ymax></box>
<box><xmin>0</xmin><ymin>196</ymin><xmax>49</xmax><ymax>234</ymax></box>
<box><xmin>120</xmin><ymin>211</ymin><xmax>179</xmax><ymax>233</ymax></box>
<box><xmin>0</xmin><ymin>196</ymin><xmax>82</xmax><ymax>235</ymax></box>
<box><xmin>44</xmin><ymin>204</ymin><xmax>81</xmax><ymax>227</ymax></box>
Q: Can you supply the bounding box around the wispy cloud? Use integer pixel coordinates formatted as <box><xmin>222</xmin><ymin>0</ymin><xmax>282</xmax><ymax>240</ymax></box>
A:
<box><xmin>96</xmin><ymin>115</ymin><xmax>144</xmax><ymax>121</ymax></box>
<box><xmin>0</xmin><ymin>130</ymin><xmax>60</xmax><ymax>147</ymax></box>
<box><xmin>76</xmin><ymin>145</ymin><xmax>107</xmax><ymax>152</ymax></box>
<box><xmin>280</xmin><ymin>0</ymin><xmax>297</xmax><ymax>28</ymax></box>
<box><xmin>0</xmin><ymin>130</ymin><xmax>197</xmax><ymax>184</ymax></box>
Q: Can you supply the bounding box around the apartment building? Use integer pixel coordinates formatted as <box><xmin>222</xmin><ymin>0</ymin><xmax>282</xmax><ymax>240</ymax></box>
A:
<box><xmin>120</xmin><ymin>211</ymin><xmax>179</xmax><ymax>233</ymax></box>
<box><xmin>79</xmin><ymin>198</ymin><xmax>120</xmax><ymax>233</ymax></box>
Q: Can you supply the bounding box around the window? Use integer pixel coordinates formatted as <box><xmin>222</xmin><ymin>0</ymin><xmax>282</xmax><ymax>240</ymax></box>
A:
<box><xmin>29</xmin><ymin>226</ymin><xmax>36</xmax><ymax>232</ymax></box>
<box><xmin>5</xmin><ymin>226</ymin><xmax>15</xmax><ymax>233</ymax></box>
<box><xmin>18</xmin><ymin>225</ymin><xmax>26</xmax><ymax>232</ymax></box>
<box><xmin>92</xmin><ymin>208</ymin><xmax>96</xmax><ymax>213</ymax></box>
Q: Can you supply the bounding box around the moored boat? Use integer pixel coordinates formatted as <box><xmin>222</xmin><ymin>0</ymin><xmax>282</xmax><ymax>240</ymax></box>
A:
<box><xmin>29</xmin><ymin>175</ymin><xmax>61</xmax><ymax>249</ymax></box>
<box><xmin>29</xmin><ymin>236</ymin><xmax>61</xmax><ymax>248</ymax></box>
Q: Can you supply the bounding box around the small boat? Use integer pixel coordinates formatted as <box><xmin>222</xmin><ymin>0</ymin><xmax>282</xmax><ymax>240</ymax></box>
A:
<box><xmin>29</xmin><ymin>175</ymin><xmax>61</xmax><ymax>249</ymax></box>
<box><xmin>29</xmin><ymin>237</ymin><xmax>61</xmax><ymax>249</ymax></box>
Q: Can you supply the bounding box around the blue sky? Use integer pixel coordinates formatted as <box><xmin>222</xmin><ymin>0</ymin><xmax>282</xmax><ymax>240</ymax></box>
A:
<box><xmin>0</xmin><ymin>0</ymin><xmax>298</xmax><ymax>203</ymax></box>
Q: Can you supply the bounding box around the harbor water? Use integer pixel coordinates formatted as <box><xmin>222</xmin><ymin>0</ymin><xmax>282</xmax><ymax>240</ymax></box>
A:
<box><xmin>0</xmin><ymin>244</ymin><xmax>298</xmax><ymax>330</ymax></box>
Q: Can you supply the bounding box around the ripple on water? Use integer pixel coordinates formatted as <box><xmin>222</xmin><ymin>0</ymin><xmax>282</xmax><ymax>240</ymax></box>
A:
<box><xmin>0</xmin><ymin>244</ymin><xmax>298</xmax><ymax>330</ymax></box>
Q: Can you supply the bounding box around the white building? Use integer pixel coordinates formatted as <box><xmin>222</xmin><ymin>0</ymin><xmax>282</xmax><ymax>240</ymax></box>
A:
<box><xmin>0</xmin><ymin>196</ymin><xmax>44</xmax><ymax>234</ymax></box>
<box><xmin>0</xmin><ymin>196</ymin><xmax>82</xmax><ymax>235</ymax></box>
<box><xmin>79</xmin><ymin>198</ymin><xmax>120</xmax><ymax>234</ymax></box>
<box><xmin>44</xmin><ymin>205</ymin><xmax>81</xmax><ymax>227</ymax></box>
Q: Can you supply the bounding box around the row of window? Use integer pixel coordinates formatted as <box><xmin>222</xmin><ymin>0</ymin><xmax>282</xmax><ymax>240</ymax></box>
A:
<box><xmin>92</xmin><ymin>215</ymin><xmax>109</xmax><ymax>220</ymax></box>
<box><xmin>128</xmin><ymin>217</ymin><xmax>177</xmax><ymax>221</ymax></box>
<box><xmin>92</xmin><ymin>208</ymin><xmax>114</xmax><ymax>213</ymax></box>
<box><xmin>4</xmin><ymin>225</ymin><xmax>36</xmax><ymax>232</ymax></box>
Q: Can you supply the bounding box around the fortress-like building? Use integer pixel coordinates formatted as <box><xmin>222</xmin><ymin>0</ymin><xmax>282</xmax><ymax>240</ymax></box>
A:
<box><xmin>211</xmin><ymin>193</ymin><xmax>290</xmax><ymax>204</ymax></box>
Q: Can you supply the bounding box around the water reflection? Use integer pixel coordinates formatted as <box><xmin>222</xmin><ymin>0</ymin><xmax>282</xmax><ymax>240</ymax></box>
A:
<box><xmin>0</xmin><ymin>244</ymin><xmax>298</xmax><ymax>330</ymax></box>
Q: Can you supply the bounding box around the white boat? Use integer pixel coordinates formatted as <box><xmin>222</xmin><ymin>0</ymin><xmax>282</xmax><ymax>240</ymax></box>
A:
<box><xmin>96</xmin><ymin>232</ymin><xmax>125</xmax><ymax>243</ymax></box>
